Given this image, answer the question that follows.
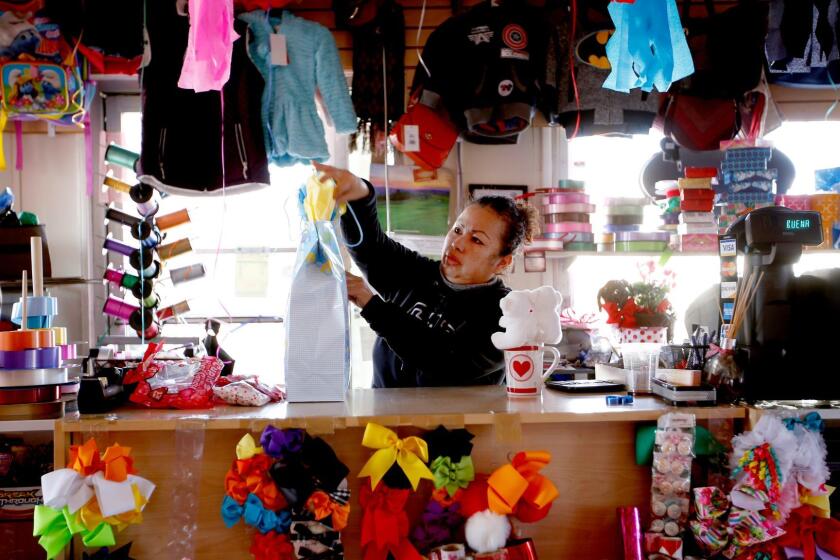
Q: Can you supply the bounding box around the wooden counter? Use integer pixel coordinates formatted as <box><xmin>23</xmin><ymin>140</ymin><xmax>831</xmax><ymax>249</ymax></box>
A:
<box><xmin>57</xmin><ymin>388</ymin><xmax>745</xmax><ymax>560</ymax></box>
<box><xmin>60</xmin><ymin>386</ymin><xmax>745</xmax><ymax>431</ymax></box>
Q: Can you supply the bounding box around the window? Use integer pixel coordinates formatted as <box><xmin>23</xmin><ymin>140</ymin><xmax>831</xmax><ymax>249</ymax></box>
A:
<box><xmin>562</xmin><ymin>125</ymin><xmax>840</xmax><ymax>342</ymax></box>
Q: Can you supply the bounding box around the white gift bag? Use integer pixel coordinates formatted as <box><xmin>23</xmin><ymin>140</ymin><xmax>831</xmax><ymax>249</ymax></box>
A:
<box><xmin>284</xmin><ymin>177</ymin><xmax>351</xmax><ymax>402</ymax></box>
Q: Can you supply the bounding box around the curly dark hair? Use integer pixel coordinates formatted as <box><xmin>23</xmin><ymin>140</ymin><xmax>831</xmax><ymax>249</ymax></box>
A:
<box><xmin>470</xmin><ymin>196</ymin><xmax>540</xmax><ymax>257</ymax></box>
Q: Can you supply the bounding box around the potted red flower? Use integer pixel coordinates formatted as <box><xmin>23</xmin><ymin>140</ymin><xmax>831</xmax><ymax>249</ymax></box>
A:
<box><xmin>597</xmin><ymin>262</ymin><xmax>676</xmax><ymax>344</ymax></box>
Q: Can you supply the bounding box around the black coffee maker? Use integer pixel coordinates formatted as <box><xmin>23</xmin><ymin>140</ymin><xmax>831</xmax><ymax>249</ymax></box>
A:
<box><xmin>728</xmin><ymin>206</ymin><xmax>840</xmax><ymax>401</ymax></box>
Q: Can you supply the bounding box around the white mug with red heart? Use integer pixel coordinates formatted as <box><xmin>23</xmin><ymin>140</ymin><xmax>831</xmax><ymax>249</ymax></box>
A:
<box><xmin>503</xmin><ymin>345</ymin><xmax>561</xmax><ymax>397</ymax></box>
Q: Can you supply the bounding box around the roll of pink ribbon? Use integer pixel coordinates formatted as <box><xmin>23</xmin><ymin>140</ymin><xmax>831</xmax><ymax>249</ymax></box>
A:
<box><xmin>541</xmin><ymin>203</ymin><xmax>596</xmax><ymax>214</ymax></box>
<box><xmin>544</xmin><ymin>222</ymin><xmax>593</xmax><ymax>233</ymax></box>
<box><xmin>539</xmin><ymin>192</ymin><xmax>590</xmax><ymax>205</ymax></box>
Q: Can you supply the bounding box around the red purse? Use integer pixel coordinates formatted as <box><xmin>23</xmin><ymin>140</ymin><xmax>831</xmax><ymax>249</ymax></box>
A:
<box><xmin>657</xmin><ymin>93</ymin><xmax>740</xmax><ymax>152</ymax></box>
<box><xmin>390</xmin><ymin>90</ymin><xmax>458</xmax><ymax>171</ymax></box>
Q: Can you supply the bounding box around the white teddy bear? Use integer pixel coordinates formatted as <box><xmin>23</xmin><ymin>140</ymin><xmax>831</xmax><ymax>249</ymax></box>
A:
<box><xmin>491</xmin><ymin>286</ymin><xmax>564</xmax><ymax>350</ymax></box>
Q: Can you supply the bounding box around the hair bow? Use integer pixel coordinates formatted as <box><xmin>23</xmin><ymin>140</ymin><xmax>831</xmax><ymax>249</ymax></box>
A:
<box><xmin>261</xmin><ymin>426</ymin><xmax>304</xmax><ymax>460</ymax></box>
<box><xmin>358</xmin><ymin>423</ymin><xmax>434</xmax><ymax>491</ymax></box>
<box><xmin>221</xmin><ymin>493</ymin><xmax>292</xmax><ymax>534</ymax></box>
<box><xmin>100</xmin><ymin>444</ymin><xmax>135</xmax><ymax>483</ymax></box>
<box><xmin>301</xmin><ymin>436</ymin><xmax>351</xmax><ymax>493</ymax></box>
<box><xmin>431</xmin><ymin>456</ymin><xmax>475</xmax><ymax>497</ymax></box>
<box><xmin>250</xmin><ymin>530</ymin><xmax>296</xmax><ymax>560</ymax></box>
<box><xmin>487</xmin><ymin>451</ymin><xmax>558</xmax><ymax>522</ymax></box>
<box><xmin>289</xmin><ymin>521</ymin><xmax>344</xmax><ymax>560</ymax></box>
<box><xmin>305</xmin><ymin>490</ymin><xmax>350</xmax><ymax>531</ymax></box>
<box><xmin>68</xmin><ymin>439</ymin><xmax>105</xmax><ymax>476</ymax></box>
<box><xmin>82</xmin><ymin>543</ymin><xmax>134</xmax><ymax>560</ymax></box>
<box><xmin>290</xmin><ymin>521</ymin><xmax>342</xmax><ymax>549</ymax></box>
<box><xmin>33</xmin><ymin>505</ymin><xmax>116</xmax><ymax>559</ymax></box>
<box><xmin>359</xmin><ymin>483</ymin><xmax>422</xmax><ymax>560</ymax></box>
<box><xmin>423</xmin><ymin>426</ymin><xmax>475</xmax><ymax>463</ymax></box>
<box><xmin>783</xmin><ymin>413</ymin><xmax>825</xmax><ymax>434</ymax></box>
<box><xmin>411</xmin><ymin>500</ymin><xmax>463</xmax><ymax>552</ymax></box>
<box><xmin>236</xmin><ymin>434</ymin><xmax>264</xmax><ymax>460</ymax></box>
<box><xmin>224</xmin><ymin>454</ymin><xmax>287</xmax><ymax>511</ymax></box>
<box><xmin>689</xmin><ymin>486</ymin><xmax>784</xmax><ymax>558</ymax></box>
<box><xmin>732</xmin><ymin>443</ymin><xmax>783</xmax><ymax>505</ymax></box>
<box><xmin>774</xmin><ymin>505</ymin><xmax>840</xmax><ymax>560</ymax></box>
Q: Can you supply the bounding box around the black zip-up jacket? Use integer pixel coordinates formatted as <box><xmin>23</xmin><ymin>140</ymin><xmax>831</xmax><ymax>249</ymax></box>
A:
<box><xmin>342</xmin><ymin>184</ymin><xmax>508</xmax><ymax>388</ymax></box>
<box><xmin>138</xmin><ymin>2</ymin><xmax>270</xmax><ymax>195</ymax></box>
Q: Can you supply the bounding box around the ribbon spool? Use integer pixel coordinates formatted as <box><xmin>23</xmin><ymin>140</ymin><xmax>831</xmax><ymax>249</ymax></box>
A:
<box><xmin>104</xmin><ymin>144</ymin><xmax>140</xmax><ymax>170</ymax></box>
<box><xmin>102</xmin><ymin>297</ymin><xmax>139</xmax><ymax>322</ymax></box>
<box><xmin>139</xmin><ymin>227</ymin><xmax>163</xmax><ymax>248</ymax></box>
<box><xmin>11</xmin><ymin>296</ymin><xmax>58</xmax><ymax>329</ymax></box>
<box><xmin>130</xmin><ymin>183</ymin><xmax>159</xmax><ymax>218</ymax></box>
<box><xmin>157</xmin><ymin>238</ymin><xmax>192</xmax><ymax>261</ymax></box>
<box><xmin>128</xmin><ymin>248</ymin><xmax>156</xmax><ymax>273</ymax></box>
<box><xmin>156</xmin><ymin>209</ymin><xmax>191</xmax><ymax>231</ymax></box>
<box><xmin>0</xmin><ymin>329</ymin><xmax>55</xmax><ymax>351</ymax></box>
<box><xmin>0</xmin><ymin>386</ymin><xmax>60</xmax><ymax>405</ymax></box>
<box><xmin>0</xmin><ymin>347</ymin><xmax>60</xmax><ymax>369</ymax></box>
<box><xmin>169</xmin><ymin>263</ymin><xmax>205</xmax><ymax>285</ymax></box>
<box><xmin>158</xmin><ymin>301</ymin><xmax>190</xmax><ymax>322</ymax></box>
<box><xmin>541</xmin><ymin>203</ymin><xmax>596</xmax><ymax>215</ymax></box>
<box><xmin>129</xmin><ymin>309</ymin><xmax>156</xmax><ymax>333</ymax></box>
<box><xmin>129</xmin><ymin>279</ymin><xmax>155</xmax><ymax>302</ymax></box>
<box><xmin>544</xmin><ymin>222</ymin><xmax>593</xmax><ymax>234</ymax></box>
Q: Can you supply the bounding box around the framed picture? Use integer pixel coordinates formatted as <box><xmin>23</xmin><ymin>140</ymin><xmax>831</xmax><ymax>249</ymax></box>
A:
<box><xmin>468</xmin><ymin>184</ymin><xmax>527</xmax><ymax>201</ymax></box>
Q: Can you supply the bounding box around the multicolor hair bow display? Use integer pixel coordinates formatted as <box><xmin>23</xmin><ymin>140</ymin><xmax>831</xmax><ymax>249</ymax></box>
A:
<box><xmin>34</xmin><ymin>439</ymin><xmax>155</xmax><ymax>559</ymax></box>
<box><xmin>221</xmin><ymin>426</ymin><xmax>349</xmax><ymax>559</ymax></box>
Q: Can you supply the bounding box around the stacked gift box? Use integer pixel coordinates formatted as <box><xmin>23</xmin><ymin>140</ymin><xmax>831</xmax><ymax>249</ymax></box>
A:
<box><xmin>677</xmin><ymin>169</ymin><xmax>718</xmax><ymax>252</ymax></box>
<box><xmin>715</xmin><ymin>146</ymin><xmax>777</xmax><ymax>235</ymax></box>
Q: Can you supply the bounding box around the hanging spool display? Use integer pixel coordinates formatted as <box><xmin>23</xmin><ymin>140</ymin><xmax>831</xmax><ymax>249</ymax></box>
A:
<box><xmin>100</xmin><ymin>144</ymin><xmax>204</xmax><ymax>340</ymax></box>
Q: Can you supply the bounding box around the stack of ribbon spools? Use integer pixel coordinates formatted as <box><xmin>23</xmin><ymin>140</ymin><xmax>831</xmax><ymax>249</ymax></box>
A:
<box><xmin>526</xmin><ymin>180</ymin><xmax>596</xmax><ymax>268</ymax></box>
<box><xmin>715</xmin><ymin>146</ymin><xmax>776</xmax><ymax>237</ymax></box>
<box><xmin>100</xmin><ymin>144</ymin><xmax>203</xmax><ymax>340</ymax></box>
<box><xmin>677</xmin><ymin>168</ymin><xmax>718</xmax><ymax>252</ymax></box>
<box><xmin>599</xmin><ymin>198</ymin><xmax>669</xmax><ymax>252</ymax></box>
<box><xmin>0</xmin><ymin>238</ymin><xmax>80</xmax><ymax>419</ymax></box>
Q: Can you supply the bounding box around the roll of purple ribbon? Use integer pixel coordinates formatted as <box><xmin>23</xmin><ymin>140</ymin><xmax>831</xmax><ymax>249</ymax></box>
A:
<box><xmin>603</xmin><ymin>224</ymin><xmax>642</xmax><ymax>233</ymax></box>
<box><xmin>0</xmin><ymin>347</ymin><xmax>60</xmax><ymax>369</ymax></box>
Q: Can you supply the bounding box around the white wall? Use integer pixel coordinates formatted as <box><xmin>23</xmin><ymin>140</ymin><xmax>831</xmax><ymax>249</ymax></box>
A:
<box><xmin>0</xmin><ymin>129</ymin><xmax>95</xmax><ymax>346</ymax></box>
<box><xmin>456</xmin><ymin>126</ymin><xmax>569</xmax><ymax>294</ymax></box>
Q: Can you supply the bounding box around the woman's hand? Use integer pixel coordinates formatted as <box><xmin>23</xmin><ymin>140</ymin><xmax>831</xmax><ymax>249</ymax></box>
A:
<box><xmin>346</xmin><ymin>272</ymin><xmax>374</xmax><ymax>309</ymax></box>
<box><xmin>312</xmin><ymin>161</ymin><xmax>369</xmax><ymax>205</ymax></box>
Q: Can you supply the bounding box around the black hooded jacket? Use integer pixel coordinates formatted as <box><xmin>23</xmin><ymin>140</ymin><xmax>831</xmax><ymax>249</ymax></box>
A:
<box><xmin>342</xmin><ymin>184</ymin><xmax>508</xmax><ymax>388</ymax></box>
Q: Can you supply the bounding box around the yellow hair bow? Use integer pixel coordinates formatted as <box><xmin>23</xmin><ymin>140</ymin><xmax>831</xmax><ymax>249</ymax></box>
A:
<box><xmin>358</xmin><ymin>423</ymin><xmax>434</xmax><ymax>491</ymax></box>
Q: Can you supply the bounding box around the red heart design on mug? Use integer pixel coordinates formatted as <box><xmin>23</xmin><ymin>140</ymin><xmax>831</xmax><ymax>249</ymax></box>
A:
<box><xmin>512</xmin><ymin>359</ymin><xmax>532</xmax><ymax>376</ymax></box>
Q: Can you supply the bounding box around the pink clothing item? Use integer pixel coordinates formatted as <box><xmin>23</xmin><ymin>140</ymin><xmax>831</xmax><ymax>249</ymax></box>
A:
<box><xmin>178</xmin><ymin>0</ymin><xmax>239</xmax><ymax>92</ymax></box>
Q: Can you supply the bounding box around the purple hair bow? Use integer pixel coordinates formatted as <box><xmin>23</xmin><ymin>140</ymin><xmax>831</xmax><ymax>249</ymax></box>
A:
<box><xmin>261</xmin><ymin>426</ymin><xmax>305</xmax><ymax>460</ymax></box>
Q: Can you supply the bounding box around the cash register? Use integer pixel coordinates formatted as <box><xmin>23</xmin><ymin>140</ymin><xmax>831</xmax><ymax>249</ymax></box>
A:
<box><xmin>728</xmin><ymin>206</ymin><xmax>840</xmax><ymax>401</ymax></box>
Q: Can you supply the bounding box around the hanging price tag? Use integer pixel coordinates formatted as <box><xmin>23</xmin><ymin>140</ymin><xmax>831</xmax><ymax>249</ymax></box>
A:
<box><xmin>270</xmin><ymin>34</ymin><xmax>289</xmax><ymax>66</ymax></box>
<box><xmin>403</xmin><ymin>124</ymin><xmax>420</xmax><ymax>152</ymax></box>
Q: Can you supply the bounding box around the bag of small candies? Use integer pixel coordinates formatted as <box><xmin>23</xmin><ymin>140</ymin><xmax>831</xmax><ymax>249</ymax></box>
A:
<box><xmin>650</xmin><ymin>413</ymin><xmax>696</xmax><ymax>537</ymax></box>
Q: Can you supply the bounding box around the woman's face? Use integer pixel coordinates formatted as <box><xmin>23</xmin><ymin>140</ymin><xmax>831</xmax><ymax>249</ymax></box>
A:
<box><xmin>441</xmin><ymin>205</ymin><xmax>513</xmax><ymax>285</ymax></box>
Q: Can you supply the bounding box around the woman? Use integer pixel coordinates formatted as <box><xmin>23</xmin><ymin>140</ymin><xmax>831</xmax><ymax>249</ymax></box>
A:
<box><xmin>314</xmin><ymin>162</ymin><xmax>538</xmax><ymax>388</ymax></box>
